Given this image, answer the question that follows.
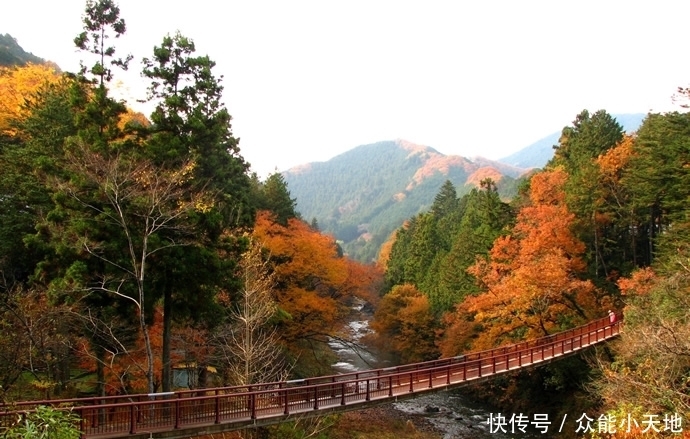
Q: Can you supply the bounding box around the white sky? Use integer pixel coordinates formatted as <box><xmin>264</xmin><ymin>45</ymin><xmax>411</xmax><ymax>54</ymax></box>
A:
<box><xmin>2</xmin><ymin>1</ymin><xmax>689</xmax><ymax>178</ymax></box>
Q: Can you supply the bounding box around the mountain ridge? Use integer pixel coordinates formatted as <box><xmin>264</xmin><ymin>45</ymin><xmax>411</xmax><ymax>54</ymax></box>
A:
<box><xmin>283</xmin><ymin>139</ymin><xmax>524</xmax><ymax>262</ymax></box>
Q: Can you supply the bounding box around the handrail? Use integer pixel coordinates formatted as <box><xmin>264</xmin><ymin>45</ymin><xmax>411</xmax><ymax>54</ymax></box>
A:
<box><xmin>0</xmin><ymin>315</ymin><xmax>622</xmax><ymax>437</ymax></box>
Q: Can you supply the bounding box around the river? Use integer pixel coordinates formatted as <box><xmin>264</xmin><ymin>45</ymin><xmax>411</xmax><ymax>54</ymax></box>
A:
<box><xmin>328</xmin><ymin>300</ymin><xmax>520</xmax><ymax>439</ymax></box>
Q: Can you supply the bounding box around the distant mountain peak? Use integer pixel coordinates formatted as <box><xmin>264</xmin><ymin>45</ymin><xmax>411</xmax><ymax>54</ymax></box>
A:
<box><xmin>407</xmin><ymin>154</ymin><xmax>473</xmax><ymax>190</ymax></box>
<box><xmin>0</xmin><ymin>33</ymin><xmax>47</xmax><ymax>67</ymax></box>
<box><xmin>466</xmin><ymin>167</ymin><xmax>505</xmax><ymax>187</ymax></box>
<box><xmin>395</xmin><ymin>139</ymin><xmax>436</xmax><ymax>156</ymax></box>
<box><xmin>496</xmin><ymin>113</ymin><xmax>646</xmax><ymax>169</ymax></box>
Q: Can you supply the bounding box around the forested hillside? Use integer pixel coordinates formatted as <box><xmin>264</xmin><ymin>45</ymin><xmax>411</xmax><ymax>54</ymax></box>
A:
<box><xmin>283</xmin><ymin>139</ymin><xmax>524</xmax><ymax>262</ymax></box>
<box><xmin>370</xmin><ymin>108</ymin><xmax>690</xmax><ymax>435</ymax></box>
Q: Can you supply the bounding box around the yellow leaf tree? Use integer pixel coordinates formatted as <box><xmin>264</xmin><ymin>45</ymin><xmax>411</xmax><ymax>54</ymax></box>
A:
<box><xmin>0</xmin><ymin>63</ymin><xmax>61</xmax><ymax>136</ymax></box>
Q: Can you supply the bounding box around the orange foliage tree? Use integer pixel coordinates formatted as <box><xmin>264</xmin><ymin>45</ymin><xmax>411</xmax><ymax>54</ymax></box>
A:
<box><xmin>449</xmin><ymin>169</ymin><xmax>603</xmax><ymax>351</ymax></box>
<box><xmin>253</xmin><ymin>211</ymin><xmax>381</xmax><ymax>370</ymax></box>
<box><xmin>75</xmin><ymin>306</ymin><xmax>166</xmax><ymax>394</ymax></box>
<box><xmin>369</xmin><ymin>284</ymin><xmax>439</xmax><ymax>364</ymax></box>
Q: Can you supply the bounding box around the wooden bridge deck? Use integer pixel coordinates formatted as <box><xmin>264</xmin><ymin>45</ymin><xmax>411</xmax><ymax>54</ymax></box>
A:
<box><xmin>0</xmin><ymin>315</ymin><xmax>621</xmax><ymax>439</ymax></box>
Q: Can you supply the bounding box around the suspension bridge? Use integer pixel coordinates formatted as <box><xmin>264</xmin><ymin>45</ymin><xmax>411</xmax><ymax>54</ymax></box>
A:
<box><xmin>0</xmin><ymin>315</ymin><xmax>621</xmax><ymax>439</ymax></box>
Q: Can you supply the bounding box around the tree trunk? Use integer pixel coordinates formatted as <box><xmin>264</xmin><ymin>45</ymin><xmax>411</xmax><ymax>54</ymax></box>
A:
<box><xmin>162</xmin><ymin>283</ymin><xmax>172</xmax><ymax>392</ymax></box>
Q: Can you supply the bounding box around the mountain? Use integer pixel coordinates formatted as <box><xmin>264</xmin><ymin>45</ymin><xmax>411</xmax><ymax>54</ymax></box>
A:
<box><xmin>0</xmin><ymin>33</ymin><xmax>46</xmax><ymax>67</ymax></box>
<box><xmin>283</xmin><ymin>139</ymin><xmax>527</xmax><ymax>262</ymax></box>
<box><xmin>497</xmin><ymin>113</ymin><xmax>646</xmax><ymax>169</ymax></box>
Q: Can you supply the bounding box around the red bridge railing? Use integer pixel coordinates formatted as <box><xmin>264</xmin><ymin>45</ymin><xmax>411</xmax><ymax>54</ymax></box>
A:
<box><xmin>0</xmin><ymin>315</ymin><xmax>622</xmax><ymax>438</ymax></box>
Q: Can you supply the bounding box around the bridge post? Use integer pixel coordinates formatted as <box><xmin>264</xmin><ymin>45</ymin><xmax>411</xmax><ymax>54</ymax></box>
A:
<box><xmin>284</xmin><ymin>389</ymin><xmax>290</xmax><ymax>415</ymax></box>
<box><xmin>409</xmin><ymin>373</ymin><xmax>414</xmax><ymax>392</ymax></box>
<box><xmin>93</xmin><ymin>398</ymin><xmax>99</xmax><ymax>429</ymax></box>
<box><xmin>341</xmin><ymin>383</ymin><xmax>346</xmax><ymax>406</ymax></box>
<box><xmin>366</xmin><ymin>380</ymin><xmax>371</xmax><ymax>401</ymax></box>
<box><xmin>388</xmin><ymin>376</ymin><xmax>393</xmax><ymax>397</ymax></box>
<box><xmin>428</xmin><ymin>370</ymin><xmax>433</xmax><ymax>389</ymax></box>
<box><xmin>175</xmin><ymin>394</ymin><xmax>181</xmax><ymax>429</ymax></box>
<box><xmin>314</xmin><ymin>386</ymin><xmax>319</xmax><ymax>410</ymax></box>
<box><xmin>250</xmin><ymin>393</ymin><xmax>256</xmax><ymax>420</ymax></box>
<box><xmin>446</xmin><ymin>366</ymin><xmax>451</xmax><ymax>385</ymax></box>
<box><xmin>214</xmin><ymin>389</ymin><xmax>220</xmax><ymax>424</ymax></box>
<box><xmin>79</xmin><ymin>408</ymin><xmax>85</xmax><ymax>439</ymax></box>
<box><xmin>129</xmin><ymin>404</ymin><xmax>137</xmax><ymax>434</ymax></box>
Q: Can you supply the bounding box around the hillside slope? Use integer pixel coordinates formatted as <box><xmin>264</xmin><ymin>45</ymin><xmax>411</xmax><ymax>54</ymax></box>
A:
<box><xmin>0</xmin><ymin>33</ymin><xmax>46</xmax><ymax>67</ymax></box>
<box><xmin>283</xmin><ymin>139</ymin><xmax>524</xmax><ymax>262</ymax></box>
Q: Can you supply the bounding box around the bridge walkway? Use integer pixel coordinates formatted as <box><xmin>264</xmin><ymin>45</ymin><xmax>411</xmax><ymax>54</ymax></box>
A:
<box><xmin>0</xmin><ymin>315</ymin><xmax>621</xmax><ymax>439</ymax></box>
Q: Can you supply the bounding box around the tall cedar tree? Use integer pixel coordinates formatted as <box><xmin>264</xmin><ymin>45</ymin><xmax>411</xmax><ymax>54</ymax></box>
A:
<box><xmin>624</xmin><ymin>112</ymin><xmax>690</xmax><ymax>265</ymax></box>
<box><xmin>384</xmin><ymin>180</ymin><xmax>511</xmax><ymax>314</ymax></box>
<box><xmin>141</xmin><ymin>32</ymin><xmax>254</xmax><ymax>392</ymax></box>
<box><xmin>549</xmin><ymin>110</ymin><xmax>625</xmax><ymax>284</ymax></box>
<box><xmin>0</xmin><ymin>64</ymin><xmax>63</xmax><ymax>285</ymax></box>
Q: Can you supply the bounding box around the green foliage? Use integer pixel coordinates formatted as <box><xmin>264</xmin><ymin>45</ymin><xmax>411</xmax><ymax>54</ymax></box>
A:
<box><xmin>3</xmin><ymin>405</ymin><xmax>80</xmax><ymax>439</ymax></box>
<box><xmin>251</xmin><ymin>172</ymin><xmax>299</xmax><ymax>225</ymax></box>
<box><xmin>625</xmin><ymin>112</ymin><xmax>690</xmax><ymax>264</ymax></box>
<box><xmin>263</xmin><ymin>415</ymin><xmax>338</xmax><ymax>439</ymax></box>
<box><xmin>550</xmin><ymin>109</ymin><xmax>624</xmax><ymax>172</ymax></box>
<box><xmin>143</xmin><ymin>31</ymin><xmax>253</xmax><ymax>231</ymax></box>
<box><xmin>385</xmin><ymin>181</ymin><xmax>512</xmax><ymax>313</ymax></box>
<box><xmin>548</xmin><ymin>110</ymin><xmax>633</xmax><ymax>287</ymax></box>
<box><xmin>74</xmin><ymin>0</ymin><xmax>131</xmax><ymax>85</ymax></box>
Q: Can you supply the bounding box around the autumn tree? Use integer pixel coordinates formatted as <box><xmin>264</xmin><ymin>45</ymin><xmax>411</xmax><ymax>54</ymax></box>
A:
<box><xmin>369</xmin><ymin>284</ymin><xmax>439</xmax><ymax>364</ymax></box>
<box><xmin>141</xmin><ymin>32</ymin><xmax>254</xmax><ymax>391</ymax></box>
<box><xmin>0</xmin><ymin>63</ymin><xmax>61</xmax><ymax>136</ymax></box>
<box><xmin>593</xmin><ymin>261</ymin><xmax>690</xmax><ymax>425</ymax></box>
<box><xmin>253</xmin><ymin>211</ymin><xmax>378</xmax><ymax>376</ymax></box>
<box><xmin>0</xmin><ymin>285</ymin><xmax>80</xmax><ymax>400</ymax></box>
<box><xmin>459</xmin><ymin>169</ymin><xmax>602</xmax><ymax>349</ymax></box>
<box><xmin>46</xmin><ymin>140</ymin><xmax>205</xmax><ymax>393</ymax></box>
<box><xmin>213</xmin><ymin>238</ymin><xmax>290</xmax><ymax>386</ymax></box>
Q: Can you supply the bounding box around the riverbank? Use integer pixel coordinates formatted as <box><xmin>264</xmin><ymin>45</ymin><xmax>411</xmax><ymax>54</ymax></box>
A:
<box><xmin>329</xmin><ymin>404</ymin><xmax>443</xmax><ymax>439</ymax></box>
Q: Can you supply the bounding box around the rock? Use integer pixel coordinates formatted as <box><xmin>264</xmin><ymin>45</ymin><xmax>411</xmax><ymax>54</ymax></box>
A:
<box><xmin>424</xmin><ymin>405</ymin><xmax>440</xmax><ymax>413</ymax></box>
